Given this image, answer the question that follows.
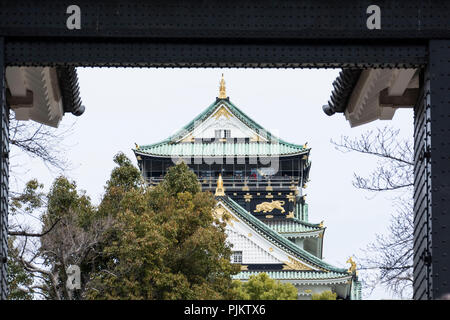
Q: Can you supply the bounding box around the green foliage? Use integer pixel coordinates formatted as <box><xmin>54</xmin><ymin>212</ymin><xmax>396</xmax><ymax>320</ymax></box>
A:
<box><xmin>10</xmin><ymin>179</ymin><xmax>45</xmax><ymax>215</ymax></box>
<box><xmin>159</xmin><ymin>161</ymin><xmax>201</xmax><ymax>197</ymax></box>
<box><xmin>43</xmin><ymin>176</ymin><xmax>96</xmax><ymax>230</ymax></box>
<box><xmin>86</xmin><ymin>158</ymin><xmax>239</xmax><ymax>300</ymax></box>
<box><xmin>106</xmin><ymin>152</ymin><xmax>143</xmax><ymax>191</ymax></box>
<box><xmin>232</xmin><ymin>273</ymin><xmax>297</xmax><ymax>300</ymax></box>
<box><xmin>311</xmin><ymin>290</ymin><xmax>337</xmax><ymax>300</ymax></box>
<box><xmin>98</xmin><ymin>152</ymin><xmax>144</xmax><ymax>218</ymax></box>
<box><xmin>11</xmin><ymin>154</ymin><xmax>239</xmax><ymax>300</ymax></box>
<box><xmin>7</xmin><ymin>238</ymin><xmax>34</xmax><ymax>300</ymax></box>
<box><xmin>39</xmin><ymin>176</ymin><xmax>100</xmax><ymax>299</ymax></box>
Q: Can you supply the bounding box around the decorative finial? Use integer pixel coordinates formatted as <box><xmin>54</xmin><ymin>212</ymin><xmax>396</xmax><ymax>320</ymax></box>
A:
<box><xmin>319</xmin><ymin>220</ymin><xmax>324</xmax><ymax>228</ymax></box>
<box><xmin>215</xmin><ymin>174</ymin><xmax>225</xmax><ymax>196</ymax></box>
<box><xmin>218</xmin><ymin>74</ymin><xmax>227</xmax><ymax>99</ymax></box>
<box><xmin>135</xmin><ymin>143</ymin><xmax>140</xmax><ymax>150</ymax></box>
<box><xmin>346</xmin><ymin>257</ymin><xmax>358</xmax><ymax>275</ymax></box>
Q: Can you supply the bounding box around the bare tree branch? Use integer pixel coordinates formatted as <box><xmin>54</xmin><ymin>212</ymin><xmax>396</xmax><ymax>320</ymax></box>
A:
<box><xmin>8</xmin><ymin>219</ymin><xmax>60</xmax><ymax>238</ymax></box>
<box><xmin>332</xmin><ymin>126</ymin><xmax>414</xmax><ymax>298</ymax></box>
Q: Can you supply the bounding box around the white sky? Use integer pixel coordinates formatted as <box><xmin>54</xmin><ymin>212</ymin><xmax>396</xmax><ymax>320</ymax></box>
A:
<box><xmin>12</xmin><ymin>68</ymin><xmax>414</xmax><ymax>299</ymax></box>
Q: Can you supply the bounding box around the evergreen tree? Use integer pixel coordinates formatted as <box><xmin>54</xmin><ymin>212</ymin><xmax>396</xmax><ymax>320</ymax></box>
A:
<box><xmin>86</xmin><ymin>157</ymin><xmax>240</xmax><ymax>299</ymax></box>
<box><xmin>232</xmin><ymin>273</ymin><xmax>297</xmax><ymax>300</ymax></box>
<box><xmin>311</xmin><ymin>291</ymin><xmax>337</xmax><ymax>300</ymax></box>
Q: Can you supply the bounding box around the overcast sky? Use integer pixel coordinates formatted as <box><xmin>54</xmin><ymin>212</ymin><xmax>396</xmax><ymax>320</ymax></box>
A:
<box><xmin>12</xmin><ymin>68</ymin><xmax>413</xmax><ymax>299</ymax></box>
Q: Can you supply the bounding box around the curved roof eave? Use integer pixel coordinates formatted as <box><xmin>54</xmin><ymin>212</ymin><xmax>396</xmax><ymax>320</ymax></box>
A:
<box><xmin>217</xmin><ymin>195</ymin><xmax>349</xmax><ymax>274</ymax></box>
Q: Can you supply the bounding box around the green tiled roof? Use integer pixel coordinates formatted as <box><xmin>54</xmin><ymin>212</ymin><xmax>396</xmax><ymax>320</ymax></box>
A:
<box><xmin>233</xmin><ymin>270</ymin><xmax>352</xmax><ymax>282</ymax></box>
<box><xmin>137</xmin><ymin>141</ymin><xmax>307</xmax><ymax>157</ymax></box>
<box><xmin>265</xmin><ymin>219</ymin><xmax>323</xmax><ymax>234</ymax></box>
<box><xmin>217</xmin><ymin>195</ymin><xmax>348</xmax><ymax>274</ymax></box>
<box><xmin>135</xmin><ymin>98</ymin><xmax>308</xmax><ymax>157</ymax></box>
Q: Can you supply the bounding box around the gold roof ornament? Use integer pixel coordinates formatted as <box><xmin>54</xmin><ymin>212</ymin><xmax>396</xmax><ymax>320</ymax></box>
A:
<box><xmin>215</xmin><ymin>174</ymin><xmax>225</xmax><ymax>196</ymax></box>
<box><xmin>218</xmin><ymin>74</ymin><xmax>227</xmax><ymax>99</ymax></box>
<box><xmin>282</xmin><ymin>257</ymin><xmax>313</xmax><ymax>271</ymax></box>
<box><xmin>213</xmin><ymin>106</ymin><xmax>232</xmax><ymax>120</ymax></box>
<box><xmin>319</xmin><ymin>220</ymin><xmax>324</xmax><ymax>228</ymax></box>
<box><xmin>134</xmin><ymin>143</ymin><xmax>140</xmax><ymax>150</ymax></box>
<box><xmin>346</xmin><ymin>257</ymin><xmax>358</xmax><ymax>275</ymax></box>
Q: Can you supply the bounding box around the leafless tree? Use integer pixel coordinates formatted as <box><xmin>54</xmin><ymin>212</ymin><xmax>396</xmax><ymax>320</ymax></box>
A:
<box><xmin>9</xmin><ymin>115</ymin><xmax>75</xmax><ymax>196</ymax></box>
<box><xmin>332</xmin><ymin>126</ymin><xmax>414</xmax><ymax>298</ymax></box>
<box><xmin>15</xmin><ymin>213</ymin><xmax>114</xmax><ymax>300</ymax></box>
<box><xmin>6</xmin><ymin>114</ymin><xmax>78</xmax><ymax>299</ymax></box>
<box><xmin>8</xmin><ymin>114</ymin><xmax>75</xmax><ymax>239</ymax></box>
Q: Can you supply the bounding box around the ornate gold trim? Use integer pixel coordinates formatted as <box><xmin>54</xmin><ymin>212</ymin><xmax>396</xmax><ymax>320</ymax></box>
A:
<box><xmin>218</xmin><ymin>74</ymin><xmax>227</xmax><ymax>99</ymax></box>
<box><xmin>265</xmin><ymin>192</ymin><xmax>273</xmax><ymax>199</ymax></box>
<box><xmin>250</xmin><ymin>134</ymin><xmax>266</xmax><ymax>142</ymax></box>
<box><xmin>213</xmin><ymin>205</ymin><xmax>238</xmax><ymax>226</ymax></box>
<box><xmin>254</xmin><ymin>200</ymin><xmax>285</xmax><ymax>213</ymax></box>
<box><xmin>180</xmin><ymin>134</ymin><xmax>195</xmax><ymax>143</ymax></box>
<box><xmin>286</xmin><ymin>211</ymin><xmax>294</xmax><ymax>219</ymax></box>
<box><xmin>346</xmin><ymin>257</ymin><xmax>358</xmax><ymax>275</ymax></box>
<box><xmin>282</xmin><ymin>257</ymin><xmax>313</xmax><ymax>271</ymax></box>
<box><xmin>286</xmin><ymin>193</ymin><xmax>295</xmax><ymax>202</ymax></box>
<box><xmin>244</xmin><ymin>193</ymin><xmax>252</xmax><ymax>202</ymax></box>
<box><xmin>265</xmin><ymin>215</ymin><xmax>274</xmax><ymax>219</ymax></box>
<box><xmin>240</xmin><ymin>265</ymin><xmax>248</xmax><ymax>271</ymax></box>
<box><xmin>213</xmin><ymin>106</ymin><xmax>232</xmax><ymax>120</ymax></box>
<box><xmin>215</xmin><ymin>174</ymin><xmax>225</xmax><ymax>196</ymax></box>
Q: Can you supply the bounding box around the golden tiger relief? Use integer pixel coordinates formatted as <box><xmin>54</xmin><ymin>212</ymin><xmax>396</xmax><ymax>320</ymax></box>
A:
<box><xmin>254</xmin><ymin>200</ymin><xmax>285</xmax><ymax>213</ymax></box>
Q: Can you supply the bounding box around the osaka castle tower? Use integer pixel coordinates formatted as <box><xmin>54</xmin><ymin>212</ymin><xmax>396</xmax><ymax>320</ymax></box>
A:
<box><xmin>133</xmin><ymin>75</ymin><xmax>361</xmax><ymax>300</ymax></box>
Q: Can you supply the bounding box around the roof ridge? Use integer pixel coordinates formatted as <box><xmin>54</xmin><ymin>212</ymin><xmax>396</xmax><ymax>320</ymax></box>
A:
<box><xmin>223</xmin><ymin>99</ymin><xmax>306</xmax><ymax>148</ymax></box>
<box><xmin>217</xmin><ymin>195</ymin><xmax>348</xmax><ymax>274</ymax></box>
<box><xmin>136</xmin><ymin>98</ymin><xmax>308</xmax><ymax>151</ymax></box>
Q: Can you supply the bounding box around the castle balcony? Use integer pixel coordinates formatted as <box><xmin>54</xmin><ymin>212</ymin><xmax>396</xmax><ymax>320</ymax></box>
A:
<box><xmin>146</xmin><ymin>176</ymin><xmax>301</xmax><ymax>192</ymax></box>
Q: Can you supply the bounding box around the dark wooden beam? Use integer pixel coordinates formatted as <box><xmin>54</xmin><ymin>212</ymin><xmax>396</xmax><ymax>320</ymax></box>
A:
<box><xmin>379</xmin><ymin>88</ymin><xmax>419</xmax><ymax>107</ymax></box>
<box><xmin>6</xmin><ymin>89</ymin><xmax>33</xmax><ymax>108</ymax></box>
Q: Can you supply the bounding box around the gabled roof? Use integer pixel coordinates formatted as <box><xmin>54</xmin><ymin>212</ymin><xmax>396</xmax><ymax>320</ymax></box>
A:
<box><xmin>265</xmin><ymin>218</ymin><xmax>323</xmax><ymax>235</ymax></box>
<box><xmin>135</xmin><ymin>98</ymin><xmax>309</xmax><ymax>157</ymax></box>
<box><xmin>216</xmin><ymin>195</ymin><xmax>348</xmax><ymax>274</ymax></box>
